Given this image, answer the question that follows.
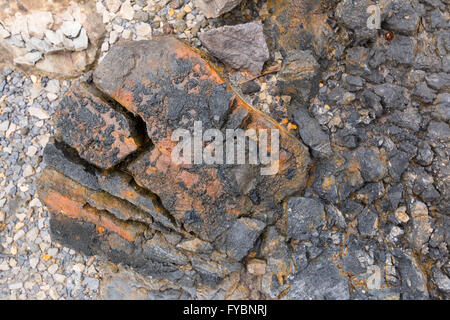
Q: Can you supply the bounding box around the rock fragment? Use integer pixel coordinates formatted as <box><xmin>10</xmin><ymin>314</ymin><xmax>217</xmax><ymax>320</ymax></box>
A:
<box><xmin>199</xmin><ymin>21</ymin><xmax>269</xmax><ymax>75</ymax></box>
<box><xmin>54</xmin><ymin>85</ymin><xmax>141</xmax><ymax>169</ymax></box>
<box><xmin>194</xmin><ymin>0</ymin><xmax>242</xmax><ymax>18</ymax></box>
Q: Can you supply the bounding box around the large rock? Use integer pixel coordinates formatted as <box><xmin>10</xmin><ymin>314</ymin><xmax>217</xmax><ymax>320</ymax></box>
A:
<box><xmin>37</xmin><ymin>37</ymin><xmax>311</xmax><ymax>297</ymax></box>
<box><xmin>199</xmin><ymin>21</ymin><xmax>269</xmax><ymax>75</ymax></box>
<box><xmin>93</xmin><ymin>37</ymin><xmax>310</xmax><ymax>242</ymax></box>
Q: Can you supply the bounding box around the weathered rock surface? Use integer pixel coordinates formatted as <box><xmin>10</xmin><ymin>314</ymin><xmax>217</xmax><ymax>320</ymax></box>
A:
<box><xmin>194</xmin><ymin>0</ymin><xmax>242</xmax><ymax>18</ymax></box>
<box><xmin>37</xmin><ymin>37</ymin><xmax>311</xmax><ymax>298</ymax></box>
<box><xmin>54</xmin><ymin>85</ymin><xmax>142</xmax><ymax>169</ymax></box>
<box><xmin>199</xmin><ymin>21</ymin><xmax>269</xmax><ymax>75</ymax></box>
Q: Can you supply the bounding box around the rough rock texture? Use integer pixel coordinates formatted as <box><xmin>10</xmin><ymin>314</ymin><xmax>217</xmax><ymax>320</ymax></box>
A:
<box><xmin>37</xmin><ymin>36</ymin><xmax>311</xmax><ymax>298</ymax></box>
<box><xmin>32</xmin><ymin>0</ymin><xmax>450</xmax><ymax>301</ymax></box>
<box><xmin>0</xmin><ymin>0</ymin><xmax>105</xmax><ymax>78</ymax></box>
<box><xmin>199</xmin><ymin>21</ymin><xmax>270</xmax><ymax>74</ymax></box>
<box><xmin>194</xmin><ymin>0</ymin><xmax>243</xmax><ymax>18</ymax></box>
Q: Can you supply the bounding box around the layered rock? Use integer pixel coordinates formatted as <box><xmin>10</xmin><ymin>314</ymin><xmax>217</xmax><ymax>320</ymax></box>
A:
<box><xmin>0</xmin><ymin>0</ymin><xmax>105</xmax><ymax>78</ymax></box>
<box><xmin>37</xmin><ymin>37</ymin><xmax>311</xmax><ymax>298</ymax></box>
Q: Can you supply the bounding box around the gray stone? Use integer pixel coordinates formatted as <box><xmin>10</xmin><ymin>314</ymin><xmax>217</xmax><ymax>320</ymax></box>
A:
<box><xmin>293</xmin><ymin>108</ymin><xmax>332</xmax><ymax>158</ymax></box>
<box><xmin>286</xmin><ymin>250</ymin><xmax>350</xmax><ymax>300</ymax></box>
<box><xmin>199</xmin><ymin>21</ymin><xmax>269</xmax><ymax>75</ymax></box>
<box><xmin>425</xmin><ymin>73</ymin><xmax>450</xmax><ymax>91</ymax></box>
<box><xmin>286</xmin><ymin>197</ymin><xmax>326</xmax><ymax>241</ymax></box>
<box><xmin>414</xmin><ymin>82</ymin><xmax>436</xmax><ymax>104</ymax></box>
<box><xmin>374</xmin><ymin>84</ymin><xmax>407</xmax><ymax>111</ymax></box>
<box><xmin>356</xmin><ymin>147</ymin><xmax>387</xmax><ymax>182</ymax></box>
<box><xmin>335</xmin><ymin>0</ymin><xmax>377</xmax><ymax>42</ymax></box>
<box><xmin>225</xmin><ymin>217</ymin><xmax>265</xmax><ymax>260</ymax></box>
<box><xmin>384</xmin><ymin>2</ymin><xmax>420</xmax><ymax>35</ymax></box>
<box><xmin>386</xmin><ymin>36</ymin><xmax>416</xmax><ymax>66</ymax></box>
<box><xmin>357</xmin><ymin>206</ymin><xmax>378</xmax><ymax>237</ymax></box>
<box><xmin>432</xmin><ymin>268</ymin><xmax>450</xmax><ymax>294</ymax></box>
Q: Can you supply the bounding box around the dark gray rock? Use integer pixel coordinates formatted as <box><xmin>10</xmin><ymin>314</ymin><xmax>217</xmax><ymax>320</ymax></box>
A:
<box><xmin>393</xmin><ymin>249</ymin><xmax>429</xmax><ymax>299</ymax></box>
<box><xmin>384</xmin><ymin>2</ymin><xmax>420</xmax><ymax>35</ymax></box>
<box><xmin>286</xmin><ymin>249</ymin><xmax>350</xmax><ymax>300</ymax></box>
<box><xmin>388</xmin><ymin>150</ymin><xmax>410</xmax><ymax>181</ymax></box>
<box><xmin>414</xmin><ymin>82</ymin><xmax>436</xmax><ymax>104</ymax></box>
<box><xmin>339</xmin><ymin>200</ymin><xmax>364</xmax><ymax>222</ymax></box>
<box><xmin>225</xmin><ymin>217</ymin><xmax>265</xmax><ymax>261</ymax></box>
<box><xmin>357</xmin><ymin>206</ymin><xmax>378</xmax><ymax>237</ymax></box>
<box><xmin>43</xmin><ymin>142</ymin><xmax>101</xmax><ymax>191</ymax></box>
<box><xmin>240</xmin><ymin>79</ymin><xmax>261</xmax><ymax>94</ymax></box>
<box><xmin>277</xmin><ymin>50</ymin><xmax>319</xmax><ymax>102</ymax></box>
<box><xmin>286</xmin><ymin>197</ymin><xmax>327</xmax><ymax>241</ymax></box>
<box><xmin>293</xmin><ymin>108</ymin><xmax>332</xmax><ymax>158</ymax></box>
<box><xmin>374</xmin><ymin>84</ymin><xmax>407</xmax><ymax>111</ymax></box>
<box><xmin>425</xmin><ymin>73</ymin><xmax>450</xmax><ymax>91</ymax></box>
<box><xmin>199</xmin><ymin>21</ymin><xmax>269</xmax><ymax>75</ymax></box>
<box><xmin>356</xmin><ymin>147</ymin><xmax>388</xmax><ymax>182</ymax></box>
<box><xmin>335</xmin><ymin>0</ymin><xmax>377</xmax><ymax>42</ymax></box>
<box><xmin>415</xmin><ymin>141</ymin><xmax>434</xmax><ymax>166</ymax></box>
<box><xmin>386</xmin><ymin>36</ymin><xmax>416</xmax><ymax>66</ymax></box>
<box><xmin>432</xmin><ymin>268</ymin><xmax>450</xmax><ymax>294</ymax></box>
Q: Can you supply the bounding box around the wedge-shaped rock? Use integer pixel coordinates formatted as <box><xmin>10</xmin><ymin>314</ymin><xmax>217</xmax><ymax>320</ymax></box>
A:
<box><xmin>54</xmin><ymin>85</ymin><xmax>141</xmax><ymax>169</ymax></box>
<box><xmin>93</xmin><ymin>37</ymin><xmax>310</xmax><ymax>242</ymax></box>
<box><xmin>199</xmin><ymin>21</ymin><xmax>269</xmax><ymax>74</ymax></box>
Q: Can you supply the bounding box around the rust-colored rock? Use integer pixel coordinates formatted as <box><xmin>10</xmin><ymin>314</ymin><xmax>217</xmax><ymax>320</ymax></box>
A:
<box><xmin>54</xmin><ymin>85</ymin><xmax>141</xmax><ymax>169</ymax></box>
<box><xmin>93</xmin><ymin>37</ymin><xmax>310</xmax><ymax>241</ymax></box>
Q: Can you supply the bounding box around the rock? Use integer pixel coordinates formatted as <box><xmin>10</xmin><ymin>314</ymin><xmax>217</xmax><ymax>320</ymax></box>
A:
<box><xmin>119</xmin><ymin>0</ymin><xmax>135</xmax><ymax>20</ymax></box>
<box><xmin>268</xmin><ymin>0</ymin><xmax>331</xmax><ymax>57</ymax></box>
<box><xmin>0</xmin><ymin>24</ymin><xmax>10</xmax><ymax>39</ymax></box>
<box><xmin>386</xmin><ymin>36</ymin><xmax>416</xmax><ymax>66</ymax></box>
<box><xmin>432</xmin><ymin>268</ymin><xmax>450</xmax><ymax>294</ymax></box>
<box><xmin>384</xmin><ymin>2</ymin><xmax>420</xmax><ymax>35</ymax></box>
<box><xmin>0</xmin><ymin>0</ymin><xmax>105</xmax><ymax>78</ymax></box>
<box><xmin>194</xmin><ymin>0</ymin><xmax>242</xmax><ymax>18</ymax></box>
<box><xmin>93</xmin><ymin>37</ymin><xmax>310</xmax><ymax>241</ymax></box>
<box><xmin>247</xmin><ymin>259</ymin><xmax>266</xmax><ymax>275</ymax></box>
<box><xmin>425</xmin><ymin>73</ymin><xmax>450</xmax><ymax>91</ymax></box>
<box><xmin>393</xmin><ymin>249</ymin><xmax>429</xmax><ymax>299</ymax></box>
<box><xmin>374</xmin><ymin>84</ymin><xmax>407</xmax><ymax>111</ymax></box>
<box><xmin>286</xmin><ymin>197</ymin><xmax>326</xmax><ymax>241</ymax></box>
<box><xmin>27</xmin><ymin>11</ymin><xmax>54</xmax><ymax>39</ymax></box>
<box><xmin>277</xmin><ymin>50</ymin><xmax>319</xmax><ymax>101</ymax></box>
<box><xmin>45</xmin><ymin>79</ymin><xmax>60</xmax><ymax>94</ymax></box>
<box><xmin>406</xmin><ymin>200</ymin><xmax>433</xmax><ymax>252</ymax></box>
<box><xmin>72</xmin><ymin>28</ymin><xmax>89</xmax><ymax>51</ymax></box>
<box><xmin>335</xmin><ymin>0</ymin><xmax>378</xmax><ymax>42</ymax></box>
<box><xmin>225</xmin><ymin>218</ymin><xmax>265</xmax><ymax>260</ymax></box>
<box><xmin>135</xmin><ymin>23</ymin><xmax>152</xmax><ymax>39</ymax></box>
<box><xmin>357</xmin><ymin>206</ymin><xmax>378</xmax><ymax>237</ymax></box>
<box><xmin>106</xmin><ymin>0</ymin><xmax>122</xmax><ymax>13</ymax></box>
<box><xmin>240</xmin><ymin>80</ymin><xmax>261</xmax><ymax>95</ymax></box>
<box><xmin>44</xmin><ymin>29</ymin><xmax>63</xmax><ymax>47</ymax></box>
<box><xmin>415</xmin><ymin>141</ymin><xmax>434</xmax><ymax>166</ymax></box>
<box><xmin>293</xmin><ymin>107</ymin><xmax>332</xmax><ymax>158</ymax></box>
<box><xmin>414</xmin><ymin>82</ymin><xmax>436</xmax><ymax>104</ymax></box>
<box><xmin>286</xmin><ymin>249</ymin><xmax>350</xmax><ymax>300</ymax></box>
<box><xmin>54</xmin><ymin>85</ymin><xmax>141</xmax><ymax>169</ymax></box>
<box><xmin>29</xmin><ymin>106</ymin><xmax>50</xmax><ymax>119</ymax></box>
<box><xmin>356</xmin><ymin>147</ymin><xmax>387</xmax><ymax>182</ymax></box>
<box><xmin>199</xmin><ymin>21</ymin><xmax>269</xmax><ymax>75</ymax></box>
<box><xmin>14</xmin><ymin>52</ymin><xmax>43</xmax><ymax>66</ymax></box>
<box><xmin>60</xmin><ymin>21</ymin><xmax>82</xmax><ymax>39</ymax></box>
